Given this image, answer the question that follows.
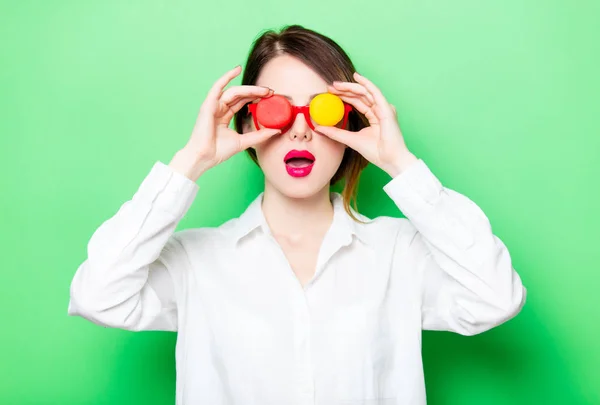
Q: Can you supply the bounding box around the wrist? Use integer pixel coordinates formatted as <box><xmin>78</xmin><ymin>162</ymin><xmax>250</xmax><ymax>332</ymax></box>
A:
<box><xmin>168</xmin><ymin>148</ymin><xmax>214</xmax><ymax>182</ymax></box>
<box><xmin>383</xmin><ymin>150</ymin><xmax>419</xmax><ymax>178</ymax></box>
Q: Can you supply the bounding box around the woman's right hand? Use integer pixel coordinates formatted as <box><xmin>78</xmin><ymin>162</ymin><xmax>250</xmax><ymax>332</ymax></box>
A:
<box><xmin>169</xmin><ymin>65</ymin><xmax>281</xmax><ymax>181</ymax></box>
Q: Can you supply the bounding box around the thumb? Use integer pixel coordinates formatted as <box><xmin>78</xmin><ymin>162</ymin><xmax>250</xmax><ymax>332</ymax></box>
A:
<box><xmin>314</xmin><ymin>126</ymin><xmax>356</xmax><ymax>149</ymax></box>
<box><xmin>239</xmin><ymin>128</ymin><xmax>281</xmax><ymax>150</ymax></box>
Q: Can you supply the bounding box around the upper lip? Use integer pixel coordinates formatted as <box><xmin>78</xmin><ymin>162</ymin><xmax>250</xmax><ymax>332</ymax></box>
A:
<box><xmin>284</xmin><ymin>150</ymin><xmax>315</xmax><ymax>162</ymax></box>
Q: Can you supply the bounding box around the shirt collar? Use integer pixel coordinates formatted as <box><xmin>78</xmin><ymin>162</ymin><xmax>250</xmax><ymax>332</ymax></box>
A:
<box><xmin>230</xmin><ymin>192</ymin><xmax>365</xmax><ymax>246</ymax></box>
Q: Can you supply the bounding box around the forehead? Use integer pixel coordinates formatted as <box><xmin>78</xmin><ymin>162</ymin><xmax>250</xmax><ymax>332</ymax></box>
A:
<box><xmin>254</xmin><ymin>54</ymin><xmax>329</xmax><ymax>104</ymax></box>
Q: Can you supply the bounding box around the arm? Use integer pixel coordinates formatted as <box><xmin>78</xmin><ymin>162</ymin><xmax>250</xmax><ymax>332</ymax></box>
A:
<box><xmin>384</xmin><ymin>159</ymin><xmax>526</xmax><ymax>335</ymax></box>
<box><xmin>67</xmin><ymin>67</ymin><xmax>282</xmax><ymax>332</ymax></box>
<box><xmin>67</xmin><ymin>160</ymin><xmax>199</xmax><ymax>332</ymax></box>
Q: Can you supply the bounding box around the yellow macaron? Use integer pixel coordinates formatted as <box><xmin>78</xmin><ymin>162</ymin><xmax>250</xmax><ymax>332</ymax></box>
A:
<box><xmin>309</xmin><ymin>93</ymin><xmax>345</xmax><ymax>126</ymax></box>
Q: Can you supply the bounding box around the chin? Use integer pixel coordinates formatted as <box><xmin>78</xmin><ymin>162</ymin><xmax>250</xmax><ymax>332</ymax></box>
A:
<box><xmin>269</xmin><ymin>173</ymin><xmax>332</xmax><ymax>200</ymax></box>
<box><xmin>281</xmin><ymin>186</ymin><xmax>322</xmax><ymax>200</ymax></box>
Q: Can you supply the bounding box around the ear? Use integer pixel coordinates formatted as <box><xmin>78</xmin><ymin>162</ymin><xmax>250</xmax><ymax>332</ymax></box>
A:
<box><xmin>241</xmin><ymin>113</ymin><xmax>256</xmax><ymax>134</ymax></box>
<box><xmin>241</xmin><ymin>121</ymin><xmax>250</xmax><ymax>134</ymax></box>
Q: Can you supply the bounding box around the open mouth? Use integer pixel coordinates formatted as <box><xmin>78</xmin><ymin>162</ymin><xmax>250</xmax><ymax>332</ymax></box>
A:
<box><xmin>284</xmin><ymin>150</ymin><xmax>315</xmax><ymax>177</ymax></box>
<box><xmin>284</xmin><ymin>150</ymin><xmax>315</xmax><ymax>167</ymax></box>
<box><xmin>285</xmin><ymin>157</ymin><xmax>314</xmax><ymax>167</ymax></box>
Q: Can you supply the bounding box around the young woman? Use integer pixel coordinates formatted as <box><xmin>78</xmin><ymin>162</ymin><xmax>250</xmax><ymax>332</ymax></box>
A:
<box><xmin>68</xmin><ymin>25</ymin><xmax>526</xmax><ymax>405</ymax></box>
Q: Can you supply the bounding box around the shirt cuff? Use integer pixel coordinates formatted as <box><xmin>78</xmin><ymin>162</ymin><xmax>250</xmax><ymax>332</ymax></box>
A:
<box><xmin>133</xmin><ymin>161</ymin><xmax>199</xmax><ymax>219</ymax></box>
<box><xmin>382</xmin><ymin>158</ymin><xmax>444</xmax><ymax>218</ymax></box>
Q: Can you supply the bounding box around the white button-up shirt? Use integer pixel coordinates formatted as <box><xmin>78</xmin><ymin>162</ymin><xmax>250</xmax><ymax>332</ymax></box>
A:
<box><xmin>68</xmin><ymin>158</ymin><xmax>526</xmax><ymax>405</ymax></box>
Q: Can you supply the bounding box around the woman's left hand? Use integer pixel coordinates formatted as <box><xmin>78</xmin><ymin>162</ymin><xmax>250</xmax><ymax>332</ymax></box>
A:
<box><xmin>315</xmin><ymin>72</ymin><xmax>419</xmax><ymax>178</ymax></box>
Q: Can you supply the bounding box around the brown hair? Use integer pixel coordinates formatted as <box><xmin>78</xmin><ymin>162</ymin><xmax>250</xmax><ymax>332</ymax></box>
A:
<box><xmin>233</xmin><ymin>24</ymin><xmax>369</xmax><ymax>222</ymax></box>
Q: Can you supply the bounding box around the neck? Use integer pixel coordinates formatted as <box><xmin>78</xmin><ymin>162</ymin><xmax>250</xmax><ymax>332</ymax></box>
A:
<box><xmin>261</xmin><ymin>183</ymin><xmax>334</xmax><ymax>241</ymax></box>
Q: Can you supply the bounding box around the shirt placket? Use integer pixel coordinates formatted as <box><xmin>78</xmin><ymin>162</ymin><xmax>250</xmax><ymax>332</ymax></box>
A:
<box><xmin>293</xmin><ymin>291</ymin><xmax>315</xmax><ymax>405</ymax></box>
<box><xmin>264</xmin><ymin>232</ymin><xmax>316</xmax><ymax>405</ymax></box>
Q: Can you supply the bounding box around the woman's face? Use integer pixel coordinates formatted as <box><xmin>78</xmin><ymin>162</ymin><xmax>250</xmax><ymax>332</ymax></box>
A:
<box><xmin>245</xmin><ymin>54</ymin><xmax>346</xmax><ymax>200</ymax></box>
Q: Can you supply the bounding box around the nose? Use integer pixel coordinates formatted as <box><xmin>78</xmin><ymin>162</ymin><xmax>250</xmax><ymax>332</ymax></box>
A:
<box><xmin>287</xmin><ymin>111</ymin><xmax>312</xmax><ymax>141</ymax></box>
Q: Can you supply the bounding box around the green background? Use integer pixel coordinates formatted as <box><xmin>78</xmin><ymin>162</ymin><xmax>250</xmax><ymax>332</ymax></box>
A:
<box><xmin>1</xmin><ymin>0</ymin><xmax>598</xmax><ymax>404</ymax></box>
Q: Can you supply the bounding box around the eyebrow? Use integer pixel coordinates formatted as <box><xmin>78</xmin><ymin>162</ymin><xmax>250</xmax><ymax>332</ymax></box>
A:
<box><xmin>279</xmin><ymin>93</ymin><xmax>322</xmax><ymax>103</ymax></box>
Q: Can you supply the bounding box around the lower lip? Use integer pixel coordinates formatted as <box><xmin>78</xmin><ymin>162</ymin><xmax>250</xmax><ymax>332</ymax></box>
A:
<box><xmin>285</xmin><ymin>162</ymin><xmax>314</xmax><ymax>177</ymax></box>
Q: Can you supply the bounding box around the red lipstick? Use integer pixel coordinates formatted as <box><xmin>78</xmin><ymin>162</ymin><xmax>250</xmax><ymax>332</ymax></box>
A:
<box><xmin>284</xmin><ymin>150</ymin><xmax>315</xmax><ymax>178</ymax></box>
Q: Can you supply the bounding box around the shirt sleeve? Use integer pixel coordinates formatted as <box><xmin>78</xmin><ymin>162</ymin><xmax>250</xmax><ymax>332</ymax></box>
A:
<box><xmin>383</xmin><ymin>158</ymin><xmax>527</xmax><ymax>335</ymax></box>
<box><xmin>67</xmin><ymin>161</ymin><xmax>199</xmax><ymax>332</ymax></box>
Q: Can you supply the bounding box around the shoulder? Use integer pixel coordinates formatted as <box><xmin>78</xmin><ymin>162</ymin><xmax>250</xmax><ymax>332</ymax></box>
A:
<box><xmin>171</xmin><ymin>220</ymin><xmax>234</xmax><ymax>248</ymax></box>
<box><xmin>352</xmin><ymin>211</ymin><xmax>420</xmax><ymax>247</ymax></box>
<box><xmin>170</xmin><ymin>214</ymin><xmax>250</xmax><ymax>254</ymax></box>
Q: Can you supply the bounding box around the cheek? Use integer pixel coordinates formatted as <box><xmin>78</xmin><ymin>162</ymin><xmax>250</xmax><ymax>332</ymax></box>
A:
<box><xmin>253</xmin><ymin>137</ymin><xmax>281</xmax><ymax>167</ymax></box>
<box><xmin>320</xmin><ymin>137</ymin><xmax>347</xmax><ymax>163</ymax></box>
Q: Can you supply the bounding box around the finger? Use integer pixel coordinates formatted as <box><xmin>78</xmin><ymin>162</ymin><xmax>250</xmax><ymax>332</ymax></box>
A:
<box><xmin>333</xmin><ymin>94</ymin><xmax>370</xmax><ymax>116</ymax></box>
<box><xmin>334</xmin><ymin>94</ymin><xmax>379</xmax><ymax>125</ymax></box>
<box><xmin>204</xmin><ymin>66</ymin><xmax>243</xmax><ymax>109</ymax></box>
<box><xmin>220</xmin><ymin>96</ymin><xmax>262</xmax><ymax>124</ymax></box>
<box><xmin>221</xmin><ymin>85</ymin><xmax>273</xmax><ymax>106</ymax></box>
<box><xmin>314</xmin><ymin>125</ymin><xmax>359</xmax><ymax>150</ymax></box>
<box><xmin>327</xmin><ymin>87</ymin><xmax>375</xmax><ymax>113</ymax></box>
<box><xmin>239</xmin><ymin>128</ymin><xmax>281</xmax><ymax>150</ymax></box>
<box><xmin>330</xmin><ymin>81</ymin><xmax>375</xmax><ymax>105</ymax></box>
<box><xmin>229</xmin><ymin>96</ymin><xmax>261</xmax><ymax>115</ymax></box>
<box><xmin>353</xmin><ymin>72</ymin><xmax>394</xmax><ymax>117</ymax></box>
